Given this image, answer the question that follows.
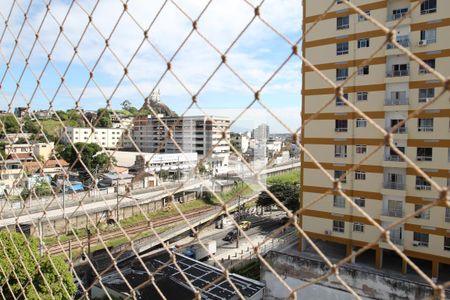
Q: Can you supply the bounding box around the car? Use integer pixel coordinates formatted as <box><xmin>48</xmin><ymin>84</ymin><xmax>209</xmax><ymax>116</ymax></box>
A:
<box><xmin>222</xmin><ymin>230</ymin><xmax>238</xmax><ymax>242</ymax></box>
<box><xmin>239</xmin><ymin>221</ymin><xmax>251</xmax><ymax>231</ymax></box>
<box><xmin>279</xmin><ymin>217</ymin><xmax>290</xmax><ymax>225</ymax></box>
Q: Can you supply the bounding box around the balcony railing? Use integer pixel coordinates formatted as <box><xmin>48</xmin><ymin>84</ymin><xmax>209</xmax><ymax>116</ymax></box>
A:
<box><xmin>418</xmin><ymin>126</ymin><xmax>433</xmax><ymax>132</ymax></box>
<box><xmin>416</xmin><ymin>184</ymin><xmax>431</xmax><ymax>191</ymax></box>
<box><xmin>390</xmin><ymin>237</ymin><xmax>404</xmax><ymax>246</ymax></box>
<box><xmin>388</xmin><ymin>11</ymin><xmax>409</xmax><ymax>21</ymax></box>
<box><xmin>383</xmin><ymin>181</ymin><xmax>405</xmax><ymax>190</ymax></box>
<box><xmin>417</xmin><ymin>156</ymin><xmax>432</xmax><ymax>161</ymax></box>
<box><xmin>384</xmin><ymin>98</ymin><xmax>409</xmax><ymax>106</ymax></box>
<box><xmin>387</xmin><ymin>37</ymin><xmax>410</xmax><ymax>49</ymax></box>
<box><xmin>386</xmin><ymin>69</ymin><xmax>409</xmax><ymax>77</ymax></box>
<box><xmin>385</xmin><ymin>154</ymin><xmax>403</xmax><ymax>161</ymax></box>
<box><xmin>383</xmin><ymin>208</ymin><xmax>404</xmax><ymax>218</ymax></box>
<box><xmin>386</xmin><ymin>127</ymin><xmax>407</xmax><ymax>134</ymax></box>
<box><xmin>335</xmin><ymin>128</ymin><xmax>348</xmax><ymax>132</ymax></box>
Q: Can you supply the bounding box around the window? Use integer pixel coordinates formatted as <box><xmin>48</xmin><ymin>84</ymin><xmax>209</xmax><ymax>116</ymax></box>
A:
<box><xmin>356</xmin><ymin>144</ymin><xmax>367</xmax><ymax>154</ymax></box>
<box><xmin>335</xmin><ymin>145</ymin><xmax>347</xmax><ymax>158</ymax></box>
<box><xmin>357</xmin><ymin>91</ymin><xmax>368</xmax><ymax>101</ymax></box>
<box><xmin>419</xmin><ymin>88</ymin><xmax>434</xmax><ymax>103</ymax></box>
<box><xmin>336</xmin><ymin>93</ymin><xmax>348</xmax><ymax>106</ymax></box>
<box><xmin>354</xmin><ymin>171</ymin><xmax>366</xmax><ymax>180</ymax></box>
<box><xmin>333</xmin><ymin>220</ymin><xmax>345</xmax><ymax>233</ymax></box>
<box><xmin>357</xmin><ymin>65</ymin><xmax>369</xmax><ymax>75</ymax></box>
<box><xmin>413</xmin><ymin>232</ymin><xmax>429</xmax><ymax>247</ymax></box>
<box><xmin>414</xmin><ymin>204</ymin><xmax>430</xmax><ymax>219</ymax></box>
<box><xmin>357</xmin><ymin>38</ymin><xmax>370</xmax><ymax>48</ymax></box>
<box><xmin>336</xmin><ymin>42</ymin><xmax>349</xmax><ymax>55</ymax></box>
<box><xmin>419</xmin><ymin>59</ymin><xmax>436</xmax><ymax>74</ymax></box>
<box><xmin>418</xmin><ymin>118</ymin><xmax>433</xmax><ymax>132</ymax></box>
<box><xmin>446</xmin><ymin>208</ymin><xmax>450</xmax><ymax>222</ymax></box>
<box><xmin>336</xmin><ymin>68</ymin><xmax>348</xmax><ymax>80</ymax></box>
<box><xmin>334</xmin><ymin>170</ymin><xmax>346</xmax><ymax>183</ymax></box>
<box><xmin>391</xmin><ymin>8</ymin><xmax>408</xmax><ymax>20</ymax></box>
<box><xmin>354</xmin><ymin>197</ymin><xmax>365</xmax><ymax>207</ymax></box>
<box><xmin>356</xmin><ymin>118</ymin><xmax>367</xmax><ymax>128</ymax></box>
<box><xmin>335</xmin><ymin>120</ymin><xmax>348</xmax><ymax>132</ymax></box>
<box><xmin>353</xmin><ymin>222</ymin><xmax>364</xmax><ymax>233</ymax></box>
<box><xmin>445</xmin><ymin>237</ymin><xmax>450</xmax><ymax>251</ymax></box>
<box><xmin>416</xmin><ymin>176</ymin><xmax>431</xmax><ymax>191</ymax></box>
<box><xmin>388</xmin><ymin>64</ymin><xmax>409</xmax><ymax>77</ymax></box>
<box><xmin>337</xmin><ymin>16</ymin><xmax>349</xmax><ymax>30</ymax></box>
<box><xmin>417</xmin><ymin>147</ymin><xmax>432</xmax><ymax>161</ymax></box>
<box><xmin>420</xmin><ymin>28</ymin><xmax>436</xmax><ymax>44</ymax></box>
<box><xmin>421</xmin><ymin>0</ymin><xmax>436</xmax><ymax>15</ymax></box>
<box><xmin>357</xmin><ymin>11</ymin><xmax>370</xmax><ymax>22</ymax></box>
<box><xmin>333</xmin><ymin>195</ymin><xmax>345</xmax><ymax>208</ymax></box>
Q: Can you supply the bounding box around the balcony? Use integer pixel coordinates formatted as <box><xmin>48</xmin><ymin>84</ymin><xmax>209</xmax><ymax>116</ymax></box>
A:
<box><xmin>387</xmin><ymin>36</ymin><xmax>410</xmax><ymax>50</ymax></box>
<box><xmin>388</xmin><ymin>11</ymin><xmax>409</xmax><ymax>21</ymax></box>
<box><xmin>335</xmin><ymin>128</ymin><xmax>348</xmax><ymax>132</ymax></box>
<box><xmin>417</xmin><ymin>156</ymin><xmax>432</xmax><ymax>162</ymax></box>
<box><xmin>416</xmin><ymin>184</ymin><xmax>431</xmax><ymax>191</ymax></box>
<box><xmin>418</xmin><ymin>126</ymin><xmax>433</xmax><ymax>132</ymax></box>
<box><xmin>384</xmin><ymin>98</ymin><xmax>409</xmax><ymax>106</ymax></box>
<box><xmin>382</xmin><ymin>208</ymin><xmax>404</xmax><ymax>218</ymax></box>
<box><xmin>386</xmin><ymin>69</ymin><xmax>409</xmax><ymax>77</ymax></box>
<box><xmin>384</xmin><ymin>181</ymin><xmax>405</xmax><ymax>190</ymax></box>
<box><xmin>385</xmin><ymin>154</ymin><xmax>403</xmax><ymax>162</ymax></box>
<box><xmin>385</xmin><ymin>127</ymin><xmax>407</xmax><ymax>134</ymax></box>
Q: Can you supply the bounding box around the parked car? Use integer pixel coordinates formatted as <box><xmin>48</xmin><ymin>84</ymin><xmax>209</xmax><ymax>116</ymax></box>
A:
<box><xmin>239</xmin><ymin>221</ymin><xmax>251</xmax><ymax>231</ymax></box>
<box><xmin>279</xmin><ymin>217</ymin><xmax>290</xmax><ymax>225</ymax></box>
<box><xmin>222</xmin><ymin>230</ymin><xmax>238</xmax><ymax>242</ymax></box>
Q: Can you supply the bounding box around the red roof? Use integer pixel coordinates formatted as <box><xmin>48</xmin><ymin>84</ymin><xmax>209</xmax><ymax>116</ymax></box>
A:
<box><xmin>7</xmin><ymin>153</ymin><xmax>33</xmax><ymax>160</ymax></box>
<box><xmin>23</xmin><ymin>159</ymin><xmax>69</xmax><ymax>174</ymax></box>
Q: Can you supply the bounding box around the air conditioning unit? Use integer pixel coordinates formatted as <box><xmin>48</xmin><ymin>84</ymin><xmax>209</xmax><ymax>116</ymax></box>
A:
<box><xmin>412</xmin><ymin>241</ymin><xmax>420</xmax><ymax>247</ymax></box>
<box><xmin>419</xmin><ymin>40</ymin><xmax>427</xmax><ymax>46</ymax></box>
<box><xmin>324</xmin><ymin>230</ymin><xmax>332</xmax><ymax>235</ymax></box>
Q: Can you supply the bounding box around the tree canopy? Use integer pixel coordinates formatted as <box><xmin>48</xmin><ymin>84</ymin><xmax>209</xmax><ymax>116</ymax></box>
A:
<box><xmin>0</xmin><ymin>114</ymin><xmax>20</xmax><ymax>134</ymax></box>
<box><xmin>0</xmin><ymin>230</ymin><xmax>76</xmax><ymax>299</ymax></box>
<box><xmin>257</xmin><ymin>183</ymin><xmax>299</xmax><ymax>212</ymax></box>
<box><xmin>95</xmin><ymin>108</ymin><xmax>112</xmax><ymax>128</ymax></box>
<box><xmin>59</xmin><ymin>142</ymin><xmax>114</xmax><ymax>174</ymax></box>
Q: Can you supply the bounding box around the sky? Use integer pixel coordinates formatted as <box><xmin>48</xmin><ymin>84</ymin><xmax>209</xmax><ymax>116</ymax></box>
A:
<box><xmin>0</xmin><ymin>0</ymin><xmax>302</xmax><ymax>133</ymax></box>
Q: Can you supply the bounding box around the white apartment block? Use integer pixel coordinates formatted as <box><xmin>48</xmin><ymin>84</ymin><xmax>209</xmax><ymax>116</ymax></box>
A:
<box><xmin>132</xmin><ymin>116</ymin><xmax>230</xmax><ymax>174</ymax></box>
<box><xmin>62</xmin><ymin>127</ymin><xmax>132</xmax><ymax>149</ymax></box>
<box><xmin>302</xmin><ymin>0</ymin><xmax>449</xmax><ymax>280</ymax></box>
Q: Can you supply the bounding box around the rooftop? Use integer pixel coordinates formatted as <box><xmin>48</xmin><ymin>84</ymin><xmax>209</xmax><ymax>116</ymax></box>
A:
<box><xmin>101</xmin><ymin>252</ymin><xmax>264</xmax><ymax>300</ymax></box>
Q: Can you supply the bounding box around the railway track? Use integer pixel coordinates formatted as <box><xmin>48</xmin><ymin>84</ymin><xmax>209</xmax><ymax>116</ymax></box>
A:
<box><xmin>47</xmin><ymin>207</ymin><xmax>215</xmax><ymax>255</ymax></box>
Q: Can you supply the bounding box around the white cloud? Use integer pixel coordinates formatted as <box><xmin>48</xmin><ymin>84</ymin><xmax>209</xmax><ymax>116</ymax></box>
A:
<box><xmin>0</xmin><ymin>0</ymin><xmax>302</xmax><ymax>130</ymax></box>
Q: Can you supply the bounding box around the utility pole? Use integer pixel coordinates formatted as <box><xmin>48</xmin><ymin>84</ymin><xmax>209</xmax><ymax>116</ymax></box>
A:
<box><xmin>236</xmin><ymin>194</ymin><xmax>241</xmax><ymax>249</ymax></box>
<box><xmin>116</xmin><ymin>177</ymin><xmax>119</xmax><ymax>223</ymax></box>
<box><xmin>62</xmin><ymin>178</ymin><xmax>66</xmax><ymax>233</ymax></box>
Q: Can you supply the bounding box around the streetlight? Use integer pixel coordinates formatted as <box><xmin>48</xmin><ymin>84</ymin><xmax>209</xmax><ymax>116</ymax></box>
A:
<box><xmin>116</xmin><ymin>177</ymin><xmax>120</xmax><ymax>223</ymax></box>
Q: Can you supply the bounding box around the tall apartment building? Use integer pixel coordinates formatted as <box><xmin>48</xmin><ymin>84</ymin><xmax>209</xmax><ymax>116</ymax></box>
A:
<box><xmin>301</xmin><ymin>0</ymin><xmax>449</xmax><ymax>279</ymax></box>
<box><xmin>132</xmin><ymin>115</ymin><xmax>230</xmax><ymax>174</ymax></box>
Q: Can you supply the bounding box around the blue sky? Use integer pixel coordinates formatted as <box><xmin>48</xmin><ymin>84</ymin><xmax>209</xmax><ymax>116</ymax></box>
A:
<box><xmin>0</xmin><ymin>0</ymin><xmax>302</xmax><ymax>133</ymax></box>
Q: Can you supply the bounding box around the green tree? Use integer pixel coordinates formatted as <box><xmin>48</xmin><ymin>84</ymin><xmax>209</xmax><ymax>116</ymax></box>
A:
<box><xmin>14</xmin><ymin>137</ymin><xmax>28</xmax><ymax>144</ymax></box>
<box><xmin>59</xmin><ymin>142</ymin><xmax>114</xmax><ymax>173</ymax></box>
<box><xmin>0</xmin><ymin>231</ymin><xmax>76</xmax><ymax>299</ymax></box>
<box><xmin>33</xmin><ymin>180</ymin><xmax>53</xmax><ymax>197</ymax></box>
<box><xmin>257</xmin><ymin>183</ymin><xmax>299</xmax><ymax>212</ymax></box>
<box><xmin>23</xmin><ymin>117</ymin><xmax>40</xmax><ymax>134</ymax></box>
<box><xmin>95</xmin><ymin>108</ymin><xmax>112</xmax><ymax>128</ymax></box>
<box><xmin>0</xmin><ymin>114</ymin><xmax>20</xmax><ymax>134</ymax></box>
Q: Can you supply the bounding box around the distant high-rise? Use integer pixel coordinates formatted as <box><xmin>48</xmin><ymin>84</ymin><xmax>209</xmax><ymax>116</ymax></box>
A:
<box><xmin>253</xmin><ymin>124</ymin><xmax>270</xmax><ymax>141</ymax></box>
<box><xmin>301</xmin><ymin>0</ymin><xmax>449</xmax><ymax>280</ymax></box>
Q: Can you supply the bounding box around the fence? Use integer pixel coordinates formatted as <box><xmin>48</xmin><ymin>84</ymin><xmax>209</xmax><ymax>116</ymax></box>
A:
<box><xmin>0</xmin><ymin>0</ymin><xmax>449</xmax><ymax>300</ymax></box>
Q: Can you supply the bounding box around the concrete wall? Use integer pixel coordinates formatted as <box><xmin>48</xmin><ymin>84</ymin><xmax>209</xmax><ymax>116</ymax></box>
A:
<box><xmin>261</xmin><ymin>251</ymin><xmax>448</xmax><ymax>300</ymax></box>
